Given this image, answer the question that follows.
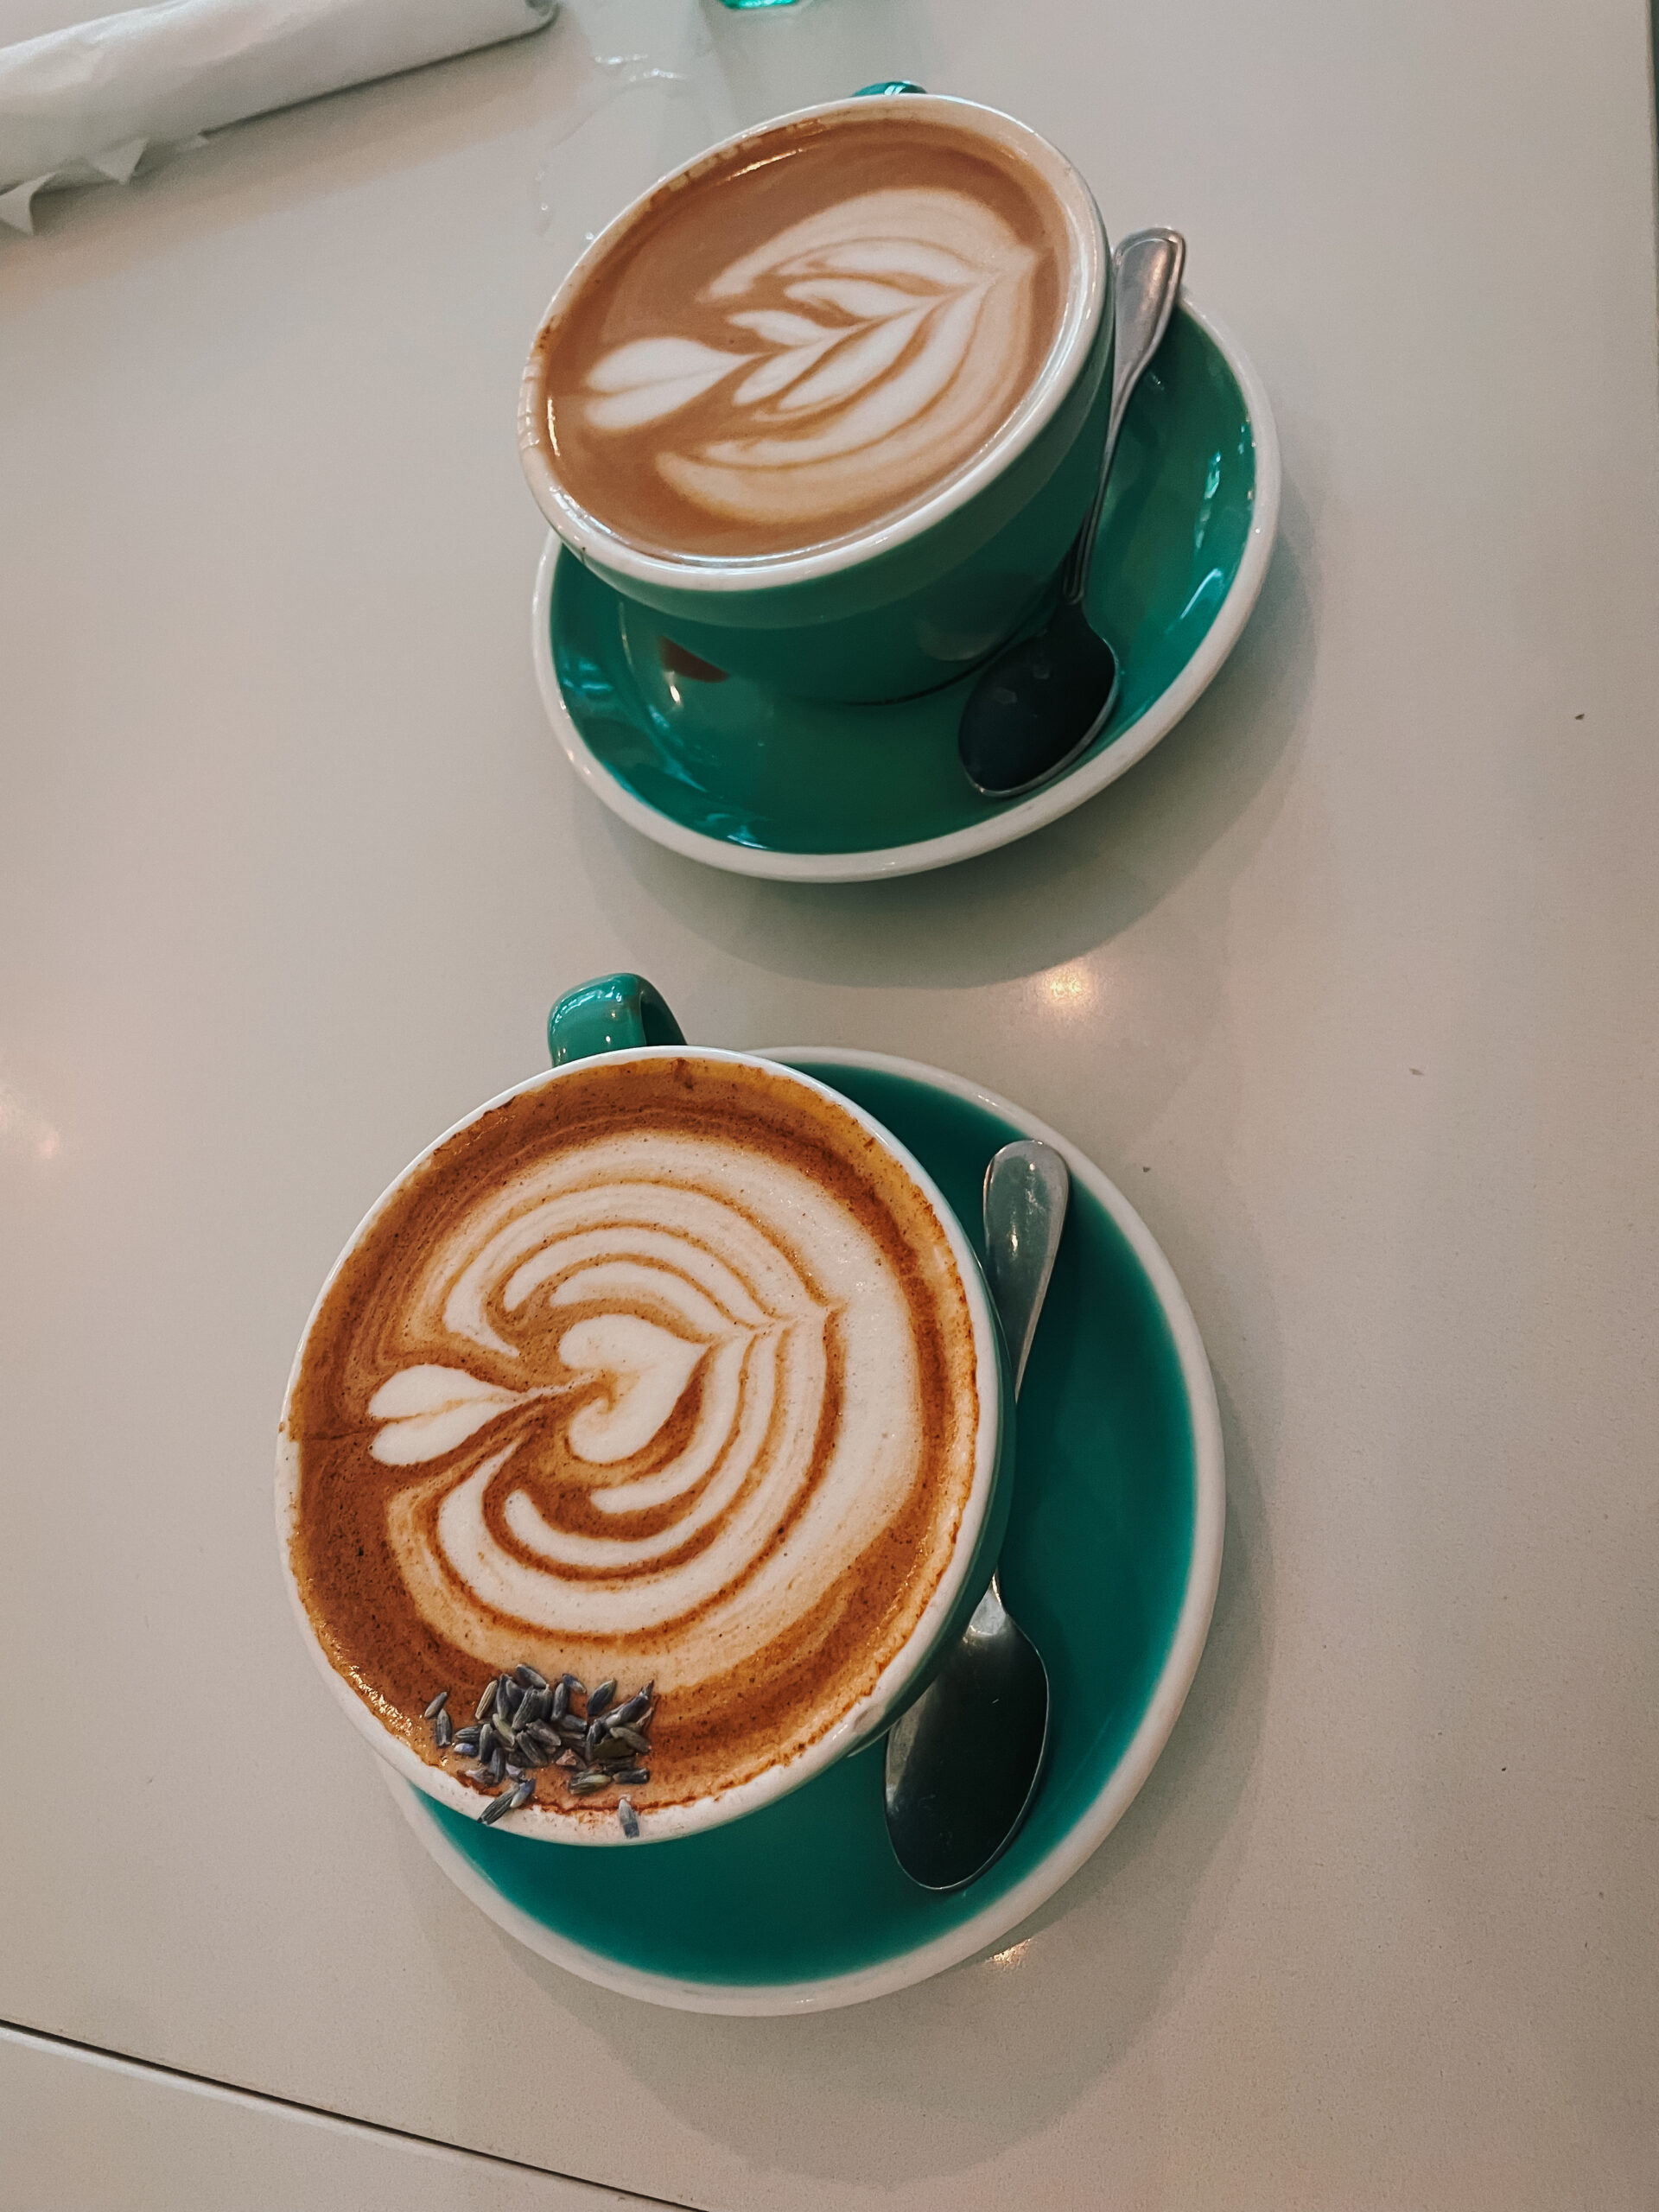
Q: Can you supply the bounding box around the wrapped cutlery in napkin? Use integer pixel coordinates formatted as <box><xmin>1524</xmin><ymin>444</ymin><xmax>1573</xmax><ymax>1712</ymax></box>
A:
<box><xmin>0</xmin><ymin>0</ymin><xmax>556</xmax><ymax>230</ymax></box>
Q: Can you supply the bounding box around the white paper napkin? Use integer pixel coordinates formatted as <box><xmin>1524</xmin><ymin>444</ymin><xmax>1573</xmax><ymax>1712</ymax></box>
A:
<box><xmin>0</xmin><ymin>0</ymin><xmax>556</xmax><ymax>230</ymax></box>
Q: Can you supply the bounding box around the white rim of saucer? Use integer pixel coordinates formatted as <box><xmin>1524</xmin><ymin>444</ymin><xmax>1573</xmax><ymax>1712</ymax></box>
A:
<box><xmin>531</xmin><ymin>292</ymin><xmax>1281</xmax><ymax>884</ymax></box>
<box><xmin>391</xmin><ymin>1049</ymin><xmax>1226</xmax><ymax>2017</ymax></box>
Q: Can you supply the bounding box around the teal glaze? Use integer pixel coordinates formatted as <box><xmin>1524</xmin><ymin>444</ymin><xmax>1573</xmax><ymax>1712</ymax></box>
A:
<box><xmin>547</xmin><ymin>972</ymin><xmax>685</xmax><ymax>1064</ymax></box>
<box><xmin>550</xmin><ymin>304</ymin><xmax>1255</xmax><ymax>850</ymax></box>
<box><xmin>589</xmin><ymin>302</ymin><xmax>1115</xmax><ymax>703</ymax></box>
<box><xmin>416</xmin><ymin>1060</ymin><xmax>1199</xmax><ymax>1986</ymax></box>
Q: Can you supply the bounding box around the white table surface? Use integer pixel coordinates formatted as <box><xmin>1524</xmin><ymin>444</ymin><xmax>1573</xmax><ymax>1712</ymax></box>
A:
<box><xmin>0</xmin><ymin>2025</ymin><xmax>655</xmax><ymax>2211</ymax></box>
<box><xmin>3</xmin><ymin>1</ymin><xmax>1657</xmax><ymax>2206</ymax></box>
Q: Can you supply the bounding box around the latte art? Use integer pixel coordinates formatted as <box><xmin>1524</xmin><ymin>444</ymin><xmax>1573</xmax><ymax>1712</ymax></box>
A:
<box><xmin>283</xmin><ymin>1058</ymin><xmax>984</xmax><ymax>1821</ymax></box>
<box><xmin>367</xmin><ymin>1138</ymin><xmax>917</xmax><ymax>1658</ymax></box>
<box><xmin>579</xmin><ymin>186</ymin><xmax>1040</xmax><ymax>537</ymax></box>
<box><xmin>534</xmin><ymin>111</ymin><xmax>1071</xmax><ymax>558</ymax></box>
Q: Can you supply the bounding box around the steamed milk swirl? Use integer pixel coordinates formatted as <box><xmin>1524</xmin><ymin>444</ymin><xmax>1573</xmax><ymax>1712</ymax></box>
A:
<box><xmin>534</xmin><ymin>112</ymin><xmax>1070</xmax><ymax>559</ymax></box>
<box><xmin>284</xmin><ymin>1058</ymin><xmax>982</xmax><ymax>1818</ymax></box>
<box><xmin>372</xmin><ymin>1134</ymin><xmax>921</xmax><ymax>1653</ymax></box>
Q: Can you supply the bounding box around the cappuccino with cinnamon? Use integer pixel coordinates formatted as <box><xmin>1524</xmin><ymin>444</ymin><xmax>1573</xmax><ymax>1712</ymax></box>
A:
<box><xmin>528</xmin><ymin>107</ymin><xmax>1074</xmax><ymax>561</ymax></box>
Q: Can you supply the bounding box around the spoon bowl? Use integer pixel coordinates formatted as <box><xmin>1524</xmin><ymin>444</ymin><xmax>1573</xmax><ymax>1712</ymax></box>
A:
<box><xmin>957</xmin><ymin>596</ymin><xmax>1121</xmax><ymax>800</ymax></box>
<box><xmin>881</xmin><ymin>1580</ymin><xmax>1050</xmax><ymax>1893</ymax></box>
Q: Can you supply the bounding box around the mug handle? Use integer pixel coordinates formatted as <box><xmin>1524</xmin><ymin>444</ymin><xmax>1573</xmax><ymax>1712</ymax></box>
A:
<box><xmin>547</xmin><ymin>973</ymin><xmax>686</xmax><ymax>1065</ymax></box>
<box><xmin>855</xmin><ymin>79</ymin><xmax>927</xmax><ymax>96</ymax></box>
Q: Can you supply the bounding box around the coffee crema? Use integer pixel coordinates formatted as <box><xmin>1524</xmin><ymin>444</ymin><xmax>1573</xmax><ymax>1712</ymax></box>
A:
<box><xmin>531</xmin><ymin>109</ymin><xmax>1071</xmax><ymax>560</ymax></box>
<box><xmin>282</xmin><ymin>1058</ymin><xmax>982</xmax><ymax>1822</ymax></box>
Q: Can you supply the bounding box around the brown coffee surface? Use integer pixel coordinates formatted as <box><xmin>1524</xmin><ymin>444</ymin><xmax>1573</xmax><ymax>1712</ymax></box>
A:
<box><xmin>530</xmin><ymin>109</ymin><xmax>1071</xmax><ymax>559</ymax></box>
<box><xmin>283</xmin><ymin>1058</ymin><xmax>981</xmax><ymax>1823</ymax></box>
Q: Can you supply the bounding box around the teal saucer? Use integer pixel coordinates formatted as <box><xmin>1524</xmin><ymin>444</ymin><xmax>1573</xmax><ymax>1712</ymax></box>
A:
<box><xmin>392</xmin><ymin>1052</ymin><xmax>1224</xmax><ymax>2013</ymax></box>
<box><xmin>532</xmin><ymin>296</ymin><xmax>1278</xmax><ymax>882</ymax></box>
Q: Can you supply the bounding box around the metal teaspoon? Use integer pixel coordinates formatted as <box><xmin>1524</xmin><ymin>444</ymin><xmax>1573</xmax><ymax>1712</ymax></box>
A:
<box><xmin>883</xmin><ymin>1139</ymin><xmax>1071</xmax><ymax>1891</ymax></box>
<box><xmin>958</xmin><ymin>228</ymin><xmax>1186</xmax><ymax>799</ymax></box>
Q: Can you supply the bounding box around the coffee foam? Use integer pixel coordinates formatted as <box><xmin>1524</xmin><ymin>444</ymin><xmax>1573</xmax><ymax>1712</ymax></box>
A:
<box><xmin>283</xmin><ymin>1058</ymin><xmax>982</xmax><ymax>1821</ymax></box>
<box><xmin>532</xmin><ymin>111</ymin><xmax>1071</xmax><ymax>560</ymax></box>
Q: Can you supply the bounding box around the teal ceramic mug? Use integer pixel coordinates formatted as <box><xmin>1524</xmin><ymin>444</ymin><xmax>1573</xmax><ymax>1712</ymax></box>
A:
<box><xmin>278</xmin><ymin>973</ymin><xmax>1014</xmax><ymax>1847</ymax></box>
<box><xmin>518</xmin><ymin>90</ymin><xmax>1113</xmax><ymax>703</ymax></box>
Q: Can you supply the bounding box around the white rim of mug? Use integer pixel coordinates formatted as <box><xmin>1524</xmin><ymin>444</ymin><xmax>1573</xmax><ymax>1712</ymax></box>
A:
<box><xmin>531</xmin><ymin>294</ymin><xmax>1281</xmax><ymax>881</ymax></box>
<box><xmin>517</xmin><ymin>92</ymin><xmax>1109</xmax><ymax>594</ymax></box>
<box><xmin>276</xmin><ymin>1046</ymin><xmax>1005</xmax><ymax>1848</ymax></box>
<box><xmin>390</xmin><ymin>1049</ymin><xmax>1225</xmax><ymax>2013</ymax></box>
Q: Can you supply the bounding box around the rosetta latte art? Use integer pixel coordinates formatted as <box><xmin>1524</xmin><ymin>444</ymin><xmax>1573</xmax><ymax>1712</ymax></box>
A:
<box><xmin>365</xmin><ymin>1128</ymin><xmax>927</xmax><ymax>1691</ymax></box>
<box><xmin>580</xmin><ymin>187</ymin><xmax>1042</xmax><ymax>534</ymax></box>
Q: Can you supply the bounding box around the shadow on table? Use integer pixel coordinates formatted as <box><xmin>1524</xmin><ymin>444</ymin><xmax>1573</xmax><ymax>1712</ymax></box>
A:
<box><xmin>593</xmin><ymin>472</ymin><xmax>1318</xmax><ymax>997</ymax></box>
<box><xmin>580</xmin><ymin>473</ymin><xmax>1319</xmax><ymax>1195</ymax></box>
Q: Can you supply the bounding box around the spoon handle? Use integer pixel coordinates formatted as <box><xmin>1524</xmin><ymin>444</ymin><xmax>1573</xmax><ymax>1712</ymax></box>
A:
<box><xmin>982</xmin><ymin>1141</ymin><xmax>1071</xmax><ymax>1397</ymax></box>
<box><xmin>1062</xmin><ymin>227</ymin><xmax>1186</xmax><ymax>607</ymax></box>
